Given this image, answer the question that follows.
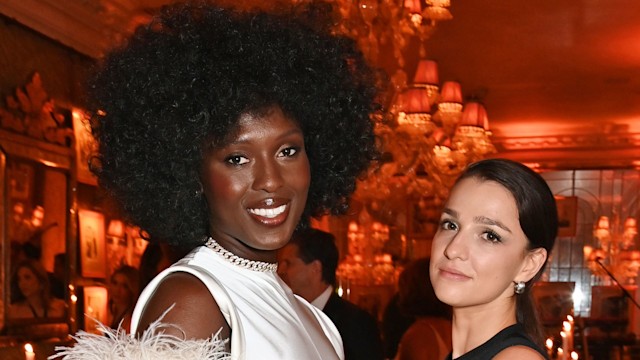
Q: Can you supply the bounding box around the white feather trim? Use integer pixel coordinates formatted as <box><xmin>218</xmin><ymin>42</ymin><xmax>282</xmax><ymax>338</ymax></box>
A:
<box><xmin>49</xmin><ymin>307</ymin><xmax>230</xmax><ymax>360</ymax></box>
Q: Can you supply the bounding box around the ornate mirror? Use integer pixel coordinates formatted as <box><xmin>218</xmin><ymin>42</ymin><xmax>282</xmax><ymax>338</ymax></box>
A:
<box><xmin>0</xmin><ymin>73</ymin><xmax>75</xmax><ymax>340</ymax></box>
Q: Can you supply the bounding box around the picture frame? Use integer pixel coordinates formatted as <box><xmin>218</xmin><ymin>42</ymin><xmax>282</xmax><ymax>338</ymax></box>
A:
<box><xmin>78</xmin><ymin>209</ymin><xmax>107</xmax><ymax>278</ymax></box>
<box><xmin>590</xmin><ymin>285</ymin><xmax>629</xmax><ymax>320</ymax></box>
<box><xmin>82</xmin><ymin>286</ymin><xmax>108</xmax><ymax>334</ymax></box>
<box><xmin>72</xmin><ymin>108</ymin><xmax>98</xmax><ymax>185</ymax></box>
<box><xmin>555</xmin><ymin>196</ymin><xmax>578</xmax><ymax>237</ymax></box>
<box><xmin>532</xmin><ymin>281</ymin><xmax>575</xmax><ymax>326</ymax></box>
<box><xmin>7</xmin><ymin>160</ymin><xmax>34</xmax><ymax>200</ymax></box>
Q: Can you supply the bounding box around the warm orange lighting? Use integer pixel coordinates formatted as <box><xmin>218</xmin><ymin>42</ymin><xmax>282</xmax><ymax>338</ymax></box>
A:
<box><xmin>460</xmin><ymin>102</ymin><xmax>489</xmax><ymax>128</ymax></box>
<box><xmin>545</xmin><ymin>338</ymin><xmax>553</xmax><ymax>350</ymax></box>
<box><xmin>440</xmin><ymin>81</ymin><xmax>462</xmax><ymax>103</ymax></box>
<box><xmin>401</xmin><ymin>88</ymin><xmax>432</xmax><ymax>113</ymax></box>
<box><xmin>413</xmin><ymin>59</ymin><xmax>439</xmax><ymax>85</ymax></box>
<box><xmin>24</xmin><ymin>343</ymin><xmax>35</xmax><ymax>360</ymax></box>
<box><xmin>404</xmin><ymin>0</ymin><xmax>422</xmax><ymax>14</ymax></box>
<box><xmin>596</xmin><ymin>216</ymin><xmax>610</xmax><ymax>230</ymax></box>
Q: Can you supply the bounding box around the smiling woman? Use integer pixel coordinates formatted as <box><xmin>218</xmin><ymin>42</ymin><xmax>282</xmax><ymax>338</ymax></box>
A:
<box><xmin>52</xmin><ymin>1</ymin><xmax>380</xmax><ymax>359</ymax></box>
<box><xmin>429</xmin><ymin>159</ymin><xmax>558</xmax><ymax>360</ymax></box>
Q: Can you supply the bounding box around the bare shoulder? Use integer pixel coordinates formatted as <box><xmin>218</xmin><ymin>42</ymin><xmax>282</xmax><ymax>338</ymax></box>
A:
<box><xmin>136</xmin><ymin>271</ymin><xmax>230</xmax><ymax>341</ymax></box>
<box><xmin>494</xmin><ymin>345</ymin><xmax>546</xmax><ymax>360</ymax></box>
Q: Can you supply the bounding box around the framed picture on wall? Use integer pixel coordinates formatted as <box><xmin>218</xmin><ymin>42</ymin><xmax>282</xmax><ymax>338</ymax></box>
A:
<box><xmin>591</xmin><ymin>285</ymin><xmax>629</xmax><ymax>320</ymax></box>
<box><xmin>7</xmin><ymin>160</ymin><xmax>34</xmax><ymax>200</ymax></box>
<box><xmin>72</xmin><ymin>108</ymin><xmax>98</xmax><ymax>185</ymax></box>
<box><xmin>555</xmin><ymin>196</ymin><xmax>578</xmax><ymax>237</ymax></box>
<box><xmin>532</xmin><ymin>281</ymin><xmax>575</xmax><ymax>326</ymax></box>
<box><xmin>78</xmin><ymin>209</ymin><xmax>107</xmax><ymax>278</ymax></box>
<box><xmin>82</xmin><ymin>286</ymin><xmax>108</xmax><ymax>334</ymax></box>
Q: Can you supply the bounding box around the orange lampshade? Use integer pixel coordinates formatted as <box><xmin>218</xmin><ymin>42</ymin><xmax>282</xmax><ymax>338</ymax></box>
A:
<box><xmin>596</xmin><ymin>216</ymin><xmax>610</xmax><ymax>230</ymax></box>
<box><xmin>404</xmin><ymin>0</ymin><xmax>422</xmax><ymax>13</ymax></box>
<box><xmin>460</xmin><ymin>102</ymin><xmax>489</xmax><ymax>128</ymax></box>
<box><xmin>440</xmin><ymin>81</ymin><xmax>462</xmax><ymax>103</ymax></box>
<box><xmin>399</xmin><ymin>87</ymin><xmax>431</xmax><ymax>113</ymax></box>
<box><xmin>413</xmin><ymin>59</ymin><xmax>439</xmax><ymax>85</ymax></box>
<box><xmin>624</xmin><ymin>217</ymin><xmax>637</xmax><ymax>230</ymax></box>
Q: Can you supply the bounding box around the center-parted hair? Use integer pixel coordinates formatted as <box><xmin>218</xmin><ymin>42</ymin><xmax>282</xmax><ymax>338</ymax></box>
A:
<box><xmin>87</xmin><ymin>1</ymin><xmax>382</xmax><ymax>248</ymax></box>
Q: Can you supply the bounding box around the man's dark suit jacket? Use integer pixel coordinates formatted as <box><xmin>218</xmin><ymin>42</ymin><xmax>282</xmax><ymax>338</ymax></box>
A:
<box><xmin>322</xmin><ymin>293</ymin><xmax>384</xmax><ymax>360</ymax></box>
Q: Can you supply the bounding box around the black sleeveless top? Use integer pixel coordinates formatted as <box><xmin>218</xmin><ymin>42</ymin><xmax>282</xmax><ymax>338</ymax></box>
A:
<box><xmin>445</xmin><ymin>323</ymin><xmax>549</xmax><ymax>360</ymax></box>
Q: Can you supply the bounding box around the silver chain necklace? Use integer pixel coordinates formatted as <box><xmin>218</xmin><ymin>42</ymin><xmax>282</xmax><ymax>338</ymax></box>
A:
<box><xmin>205</xmin><ymin>237</ymin><xmax>278</xmax><ymax>273</ymax></box>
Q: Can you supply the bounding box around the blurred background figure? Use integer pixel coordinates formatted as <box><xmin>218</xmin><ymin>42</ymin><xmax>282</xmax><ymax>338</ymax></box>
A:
<box><xmin>48</xmin><ymin>253</ymin><xmax>66</xmax><ymax>300</ymax></box>
<box><xmin>394</xmin><ymin>257</ymin><xmax>452</xmax><ymax>360</ymax></box>
<box><xmin>278</xmin><ymin>228</ymin><xmax>384</xmax><ymax>360</ymax></box>
<box><xmin>8</xmin><ymin>259</ymin><xmax>66</xmax><ymax>320</ymax></box>
<box><xmin>381</xmin><ymin>288</ymin><xmax>416</xmax><ymax>358</ymax></box>
<box><xmin>108</xmin><ymin>265</ymin><xmax>139</xmax><ymax>332</ymax></box>
<box><xmin>138</xmin><ymin>242</ymin><xmax>188</xmax><ymax>291</ymax></box>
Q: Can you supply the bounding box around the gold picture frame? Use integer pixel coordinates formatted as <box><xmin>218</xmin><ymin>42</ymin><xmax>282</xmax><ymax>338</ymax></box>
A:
<box><xmin>78</xmin><ymin>209</ymin><xmax>106</xmax><ymax>278</ymax></box>
<box><xmin>72</xmin><ymin>108</ymin><xmax>98</xmax><ymax>185</ymax></box>
<box><xmin>82</xmin><ymin>286</ymin><xmax>108</xmax><ymax>333</ymax></box>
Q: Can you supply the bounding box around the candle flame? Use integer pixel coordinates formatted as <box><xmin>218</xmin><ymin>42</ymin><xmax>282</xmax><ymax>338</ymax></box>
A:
<box><xmin>24</xmin><ymin>343</ymin><xmax>34</xmax><ymax>353</ymax></box>
<box><xmin>545</xmin><ymin>338</ymin><xmax>553</xmax><ymax>349</ymax></box>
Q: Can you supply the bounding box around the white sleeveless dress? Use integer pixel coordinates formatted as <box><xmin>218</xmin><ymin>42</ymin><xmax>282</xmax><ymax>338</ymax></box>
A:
<box><xmin>130</xmin><ymin>245</ymin><xmax>344</xmax><ymax>360</ymax></box>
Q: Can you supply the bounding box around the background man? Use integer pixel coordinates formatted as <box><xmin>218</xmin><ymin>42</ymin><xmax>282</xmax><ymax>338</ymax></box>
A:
<box><xmin>278</xmin><ymin>228</ymin><xmax>384</xmax><ymax>360</ymax></box>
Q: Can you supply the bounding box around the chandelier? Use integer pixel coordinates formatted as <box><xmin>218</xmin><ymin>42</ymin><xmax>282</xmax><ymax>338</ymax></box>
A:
<box><xmin>315</xmin><ymin>1</ymin><xmax>496</xmax><ymax>212</ymax></box>
<box><xmin>584</xmin><ymin>214</ymin><xmax>640</xmax><ymax>285</ymax></box>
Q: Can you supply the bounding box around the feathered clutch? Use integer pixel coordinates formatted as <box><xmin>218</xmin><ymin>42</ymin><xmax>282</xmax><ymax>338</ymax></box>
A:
<box><xmin>49</xmin><ymin>307</ymin><xmax>230</xmax><ymax>360</ymax></box>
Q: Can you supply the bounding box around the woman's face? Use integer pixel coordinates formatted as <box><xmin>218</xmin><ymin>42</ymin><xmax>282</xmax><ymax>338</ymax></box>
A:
<box><xmin>110</xmin><ymin>273</ymin><xmax>133</xmax><ymax>306</ymax></box>
<box><xmin>429</xmin><ymin>177</ymin><xmax>535</xmax><ymax>310</ymax></box>
<box><xmin>17</xmin><ymin>267</ymin><xmax>41</xmax><ymax>298</ymax></box>
<box><xmin>201</xmin><ymin>106</ymin><xmax>310</xmax><ymax>261</ymax></box>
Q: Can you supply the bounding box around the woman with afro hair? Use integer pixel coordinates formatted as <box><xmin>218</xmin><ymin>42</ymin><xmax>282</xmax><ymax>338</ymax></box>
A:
<box><xmin>59</xmin><ymin>1</ymin><xmax>381</xmax><ymax>359</ymax></box>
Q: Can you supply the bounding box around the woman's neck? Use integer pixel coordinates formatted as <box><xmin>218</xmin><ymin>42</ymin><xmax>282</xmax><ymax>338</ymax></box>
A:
<box><xmin>450</xmin><ymin>299</ymin><xmax>517</xmax><ymax>358</ymax></box>
<box><xmin>24</xmin><ymin>294</ymin><xmax>46</xmax><ymax>317</ymax></box>
<box><xmin>25</xmin><ymin>293</ymin><xmax>45</xmax><ymax>307</ymax></box>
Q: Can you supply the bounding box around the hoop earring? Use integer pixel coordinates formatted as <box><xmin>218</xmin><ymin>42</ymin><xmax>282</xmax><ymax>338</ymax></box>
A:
<box><xmin>513</xmin><ymin>281</ymin><xmax>525</xmax><ymax>295</ymax></box>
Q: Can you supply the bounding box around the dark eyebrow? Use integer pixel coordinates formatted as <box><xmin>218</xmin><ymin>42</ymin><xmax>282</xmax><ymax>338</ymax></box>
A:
<box><xmin>442</xmin><ymin>208</ymin><xmax>458</xmax><ymax>218</ymax></box>
<box><xmin>474</xmin><ymin>216</ymin><xmax>512</xmax><ymax>234</ymax></box>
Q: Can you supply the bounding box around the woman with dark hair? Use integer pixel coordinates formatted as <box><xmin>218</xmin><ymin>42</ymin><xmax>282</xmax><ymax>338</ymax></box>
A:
<box><xmin>56</xmin><ymin>1</ymin><xmax>380</xmax><ymax>359</ymax></box>
<box><xmin>108</xmin><ymin>265</ymin><xmax>140</xmax><ymax>332</ymax></box>
<box><xmin>430</xmin><ymin>158</ymin><xmax>557</xmax><ymax>360</ymax></box>
<box><xmin>9</xmin><ymin>259</ymin><xmax>66</xmax><ymax>320</ymax></box>
<box><xmin>395</xmin><ymin>258</ymin><xmax>452</xmax><ymax>360</ymax></box>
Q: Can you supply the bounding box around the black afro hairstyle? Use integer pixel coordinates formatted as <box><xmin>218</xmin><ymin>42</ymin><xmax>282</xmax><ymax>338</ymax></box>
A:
<box><xmin>88</xmin><ymin>1</ymin><xmax>382</xmax><ymax>248</ymax></box>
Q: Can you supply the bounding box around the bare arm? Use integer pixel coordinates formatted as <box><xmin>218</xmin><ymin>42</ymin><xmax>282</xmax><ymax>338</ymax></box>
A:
<box><xmin>136</xmin><ymin>272</ymin><xmax>230</xmax><ymax>345</ymax></box>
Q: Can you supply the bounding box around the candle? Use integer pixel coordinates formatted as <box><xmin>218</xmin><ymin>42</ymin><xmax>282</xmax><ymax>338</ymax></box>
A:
<box><xmin>545</xmin><ymin>338</ymin><xmax>554</xmax><ymax>359</ymax></box>
<box><xmin>557</xmin><ymin>348</ymin><xmax>565</xmax><ymax>360</ymax></box>
<box><xmin>24</xmin><ymin>343</ymin><xmax>35</xmax><ymax>360</ymax></box>
<box><xmin>563</xmin><ymin>318</ymin><xmax>574</xmax><ymax>353</ymax></box>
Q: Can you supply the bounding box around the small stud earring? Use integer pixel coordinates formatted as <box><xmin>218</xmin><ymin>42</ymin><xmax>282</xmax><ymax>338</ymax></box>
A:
<box><xmin>513</xmin><ymin>281</ymin><xmax>525</xmax><ymax>295</ymax></box>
